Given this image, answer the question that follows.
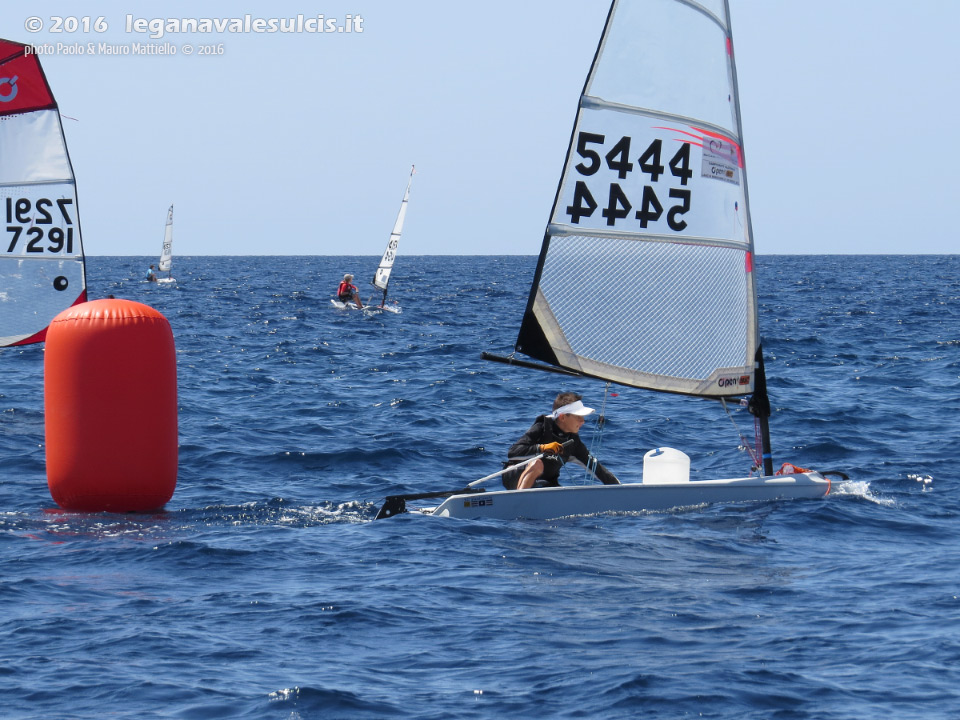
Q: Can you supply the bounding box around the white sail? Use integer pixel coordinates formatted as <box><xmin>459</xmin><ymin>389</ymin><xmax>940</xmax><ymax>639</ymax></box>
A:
<box><xmin>158</xmin><ymin>205</ymin><xmax>173</xmax><ymax>274</ymax></box>
<box><xmin>0</xmin><ymin>39</ymin><xmax>86</xmax><ymax>347</ymax></box>
<box><xmin>372</xmin><ymin>166</ymin><xmax>414</xmax><ymax>299</ymax></box>
<box><xmin>515</xmin><ymin>0</ymin><xmax>757</xmax><ymax>398</ymax></box>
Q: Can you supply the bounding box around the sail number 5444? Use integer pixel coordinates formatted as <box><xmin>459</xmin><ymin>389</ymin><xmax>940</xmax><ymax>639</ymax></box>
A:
<box><xmin>5</xmin><ymin>197</ymin><xmax>76</xmax><ymax>254</ymax></box>
<box><xmin>567</xmin><ymin>132</ymin><xmax>692</xmax><ymax>231</ymax></box>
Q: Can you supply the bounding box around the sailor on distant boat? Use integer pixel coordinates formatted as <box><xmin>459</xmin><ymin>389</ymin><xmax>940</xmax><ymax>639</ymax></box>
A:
<box><xmin>146</xmin><ymin>264</ymin><xmax>157</xmax><ymax>282</ymax></box>
<box><xmin>337</xmin><ymin>273</ymin><xmax>363</xmax><ymax>309</ymax></box>
<box><xmin>503</xmin><ymin>392</ymin><xmax>620</xmax><ymax>490</ymax></box>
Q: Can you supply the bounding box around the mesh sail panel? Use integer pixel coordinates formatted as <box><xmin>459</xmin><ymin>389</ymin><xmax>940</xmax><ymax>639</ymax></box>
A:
<box><xmin>521</xmin><ymin>235</ymin><xmax>754</xmax><ymax>396</ymax></box>
<box><xmin>0</xmin><ymin>257</ymin><xmax>86</xmax><ymax>345</ymax></box>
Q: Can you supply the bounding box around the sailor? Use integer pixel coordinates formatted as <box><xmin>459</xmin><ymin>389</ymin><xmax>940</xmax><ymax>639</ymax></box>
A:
<box><xmin>146</xmin><ymin>264</ymin><xmax>157</xmax><ymax>282</ymax></box>
<box><xmin>503</xmin><ymin>392</ymin><xmax>620</xmax><ymax>490</ymax></box>
<box><xmin>336</xmin><ymin>273</ymin><xmax>363</xmax><ymax>309</ymax></box>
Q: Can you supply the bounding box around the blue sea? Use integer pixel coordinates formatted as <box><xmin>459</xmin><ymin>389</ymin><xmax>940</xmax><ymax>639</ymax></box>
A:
<box><xmin>1</xmin><ymin>254</ymin><xmax>958</xmax><ymax>719</ymax></box>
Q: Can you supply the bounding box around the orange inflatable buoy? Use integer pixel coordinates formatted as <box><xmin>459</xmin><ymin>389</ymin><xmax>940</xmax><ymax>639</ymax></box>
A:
<box><xmin>44</xmin><ymin>299</ymin><xmax>178</xmax><ymax>512</ymax></box>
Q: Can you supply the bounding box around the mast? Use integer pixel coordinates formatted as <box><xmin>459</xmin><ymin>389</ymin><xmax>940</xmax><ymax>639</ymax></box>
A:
<box><xmin>748</xmin><ymin>346</ymin><xmax>774</xmax><ymax>475</ymax></box>
<box><xmin>723</xmin><ymin>0</ymin><xmax>773</xmax><ymax>474</ymax></box>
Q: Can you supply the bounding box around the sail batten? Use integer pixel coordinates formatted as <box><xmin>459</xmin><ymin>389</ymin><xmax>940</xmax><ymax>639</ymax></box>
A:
<box><xmin>669</xmin><ymin>0</ymin><xmax>726</xmax><ymax>29</ymax></box>
<box><xmin>0</xmin><ymin>179</ymin><xmax>77</xmax><ymax>188</ymax></box>
<box><xmin>0</xmin><ymin>38</ymin><xmax>87</xmax><ymax>348</ymax></box>
<box><xmin>546</xmin><ymin>223</ymin><xmax>749</xmax><ymax>251</ymax></box>
<box><xmin>579</xmin><ymin>96</ymin><xmax>739</xmax><ymax>142</ymax></box>
<box><xmin>515</xmin><ymin>0</ymin><xmax>757</xmax><ymax>399</ymax></box>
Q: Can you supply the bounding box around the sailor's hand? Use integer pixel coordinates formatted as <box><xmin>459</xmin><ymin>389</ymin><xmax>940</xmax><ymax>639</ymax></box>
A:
<box><xmin>539</xmin><ymin>441</ymin><xmax>564</xmax><ymax>455</ymax></box>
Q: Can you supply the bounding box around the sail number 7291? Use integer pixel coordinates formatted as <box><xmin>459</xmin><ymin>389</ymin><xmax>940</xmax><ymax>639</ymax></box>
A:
<box><xmin>5</xmin><ymin>197</ymin><xmax>76</xmax><ymax>254</ymax></box>
<box><xmin>565</xmin><ymin>131</ymin><xmax>693</xmax><ymax>231</ymax></box>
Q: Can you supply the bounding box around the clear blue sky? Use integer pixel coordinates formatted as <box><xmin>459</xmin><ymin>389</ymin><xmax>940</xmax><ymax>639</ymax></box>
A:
<box><xmin>5</xmin><ymin>1</ymin><xmax>958</xmax><ymax>255</ymax></box>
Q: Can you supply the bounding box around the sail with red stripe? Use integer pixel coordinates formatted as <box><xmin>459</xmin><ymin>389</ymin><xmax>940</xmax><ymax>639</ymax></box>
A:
<box><xmin>513</xmin><ymin>0</ymin><xmax>758</xmax><ymax>398</ymax></box>
<box><xmin>0</xmin><ymin>38</ymin><xmax>87</xmax><ymax>347</ymax></box>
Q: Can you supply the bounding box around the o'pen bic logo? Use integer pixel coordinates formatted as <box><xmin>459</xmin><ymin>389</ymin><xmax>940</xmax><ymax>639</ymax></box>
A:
<box><xmin>0</xmin><ymin>75</ymin><xmax>18</xmax><ymax>102</ymax></box>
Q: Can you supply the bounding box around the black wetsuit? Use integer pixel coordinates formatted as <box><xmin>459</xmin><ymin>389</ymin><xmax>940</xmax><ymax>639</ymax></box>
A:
<box><xmin>502</xmin><ymin>414</ymin><xmax>619</xmax><ymax>489</ymax></box>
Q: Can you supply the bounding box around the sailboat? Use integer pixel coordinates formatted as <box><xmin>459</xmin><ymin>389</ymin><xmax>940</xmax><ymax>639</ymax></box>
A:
<box><xmin>155</xmin><ymin>204</ymin><xmax>175</xmax><ymax>284</ymax></box>
<box><xmin>370</xmin><ymin>165</ymin><xmax>414</xmax><ymax>312</ymax></box>
<box><xmin>377</xmin><ymin>0</ymin><xmax>839</xmax><ymax>521</ymax></box>
<box><xmin>0</xmin><ymin>38</ymin><xmax>87</xmax><ymax>347</ymax></box>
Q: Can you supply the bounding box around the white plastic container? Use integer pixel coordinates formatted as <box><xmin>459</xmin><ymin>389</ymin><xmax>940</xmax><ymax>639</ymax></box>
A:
<box><xmin>642</xmin><ymin>447</ymin><xmax>691</xmax><ymax>484</ymax></box>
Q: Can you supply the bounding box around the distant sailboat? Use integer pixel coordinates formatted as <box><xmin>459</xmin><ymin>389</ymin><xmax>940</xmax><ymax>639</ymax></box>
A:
<box><xmin>156</xmin><ymin>204</ymin><xmax>175</xmax><ymax>284</ymax></box>
<box><xmin>0</xmin><ymin>38</ymin><xmax>87</xmax><ymax>347</ymax></box>
<box><xmin>371</xmin><ymin>165</ymin><xmax>413</xmax><ymax>311</ymax></box>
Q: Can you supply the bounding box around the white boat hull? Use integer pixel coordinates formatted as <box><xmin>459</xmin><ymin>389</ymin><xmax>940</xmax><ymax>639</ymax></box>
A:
<box><xmin>330</xmin><ymin>299</ymin><xmax>360</xmax><ymax>310</ymax></box>
<box><xmin>331</xmin><ymin>299</ymin><xmax>401</xmax><ymax>314</ymax></box>
<box><xmin>419</xmin><ymin>473</ymin><xmax>830</xmax><ymax>520</ymax></box>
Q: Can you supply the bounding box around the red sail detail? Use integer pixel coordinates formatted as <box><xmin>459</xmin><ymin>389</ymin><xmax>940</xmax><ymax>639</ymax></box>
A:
<box><xmin>0</xmin><ymin>40</ymin><xmax>56</xmax><ymax>116</ymax></box>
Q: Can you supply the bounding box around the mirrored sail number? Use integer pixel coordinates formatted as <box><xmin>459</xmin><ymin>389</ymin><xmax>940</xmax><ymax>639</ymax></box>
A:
<box><xmin>567</xmin><ymin>132</ymin><xmax>693</xmax><ymax>231</ymax></box>
<box><xmin>382</xmin><ymin>237</ymin><xmax>398</xmax><ymax>265</ymax></box>
<box><xmin>5</xmin><ymin>197</ymin><xmax>76</xmax><ymax>254</ymax></box>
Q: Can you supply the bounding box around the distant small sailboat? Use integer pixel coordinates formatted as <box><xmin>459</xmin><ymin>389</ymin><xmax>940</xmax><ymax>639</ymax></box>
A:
<box><xmin>0</xmin><ymin>38</ymin><xmax>87</xmax><ymax>347</ymax></box>
<box><xmin>155</xmin><ymin>204</ymin><xmax>175</xmax><ymax>284</ymax></box>
<box><xmin>371</xmin><ymin>165</ymin><xmax>414</xmax><ymax>312</ymax></box>
<box><xmin>331</xmin><ymin>166</ymin><xmax>412</xmax><ymax>313</ymax></box>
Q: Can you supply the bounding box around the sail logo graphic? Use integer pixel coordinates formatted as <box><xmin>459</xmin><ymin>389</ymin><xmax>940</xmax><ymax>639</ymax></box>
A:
<box><xmin>717</xmin><ymin>375</ymin><xmax>751</xmax><ymax>389</ymax></box>
<box><xmin>0</xmin><ymin>75</ymin><xmax>19</xmax><ymax>103</ymax></box>
<box><xmin>701</xmin><ymin>137</ymin><xmax>740</xmax><ymax>186</ymax></box>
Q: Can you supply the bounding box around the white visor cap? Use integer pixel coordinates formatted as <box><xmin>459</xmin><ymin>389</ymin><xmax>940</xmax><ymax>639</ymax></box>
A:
<box><xmin>552</xmin><ymin>400</ymin><xmax>595</xmax><ymax>418</ymax></box>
